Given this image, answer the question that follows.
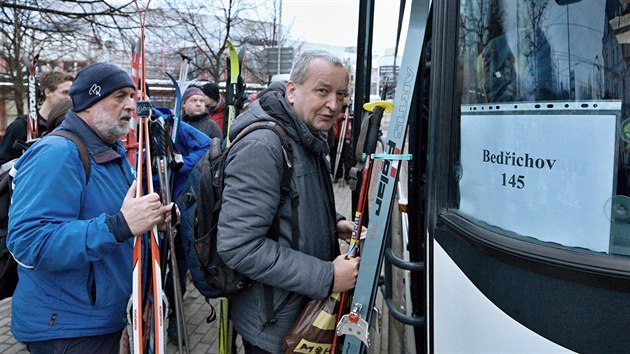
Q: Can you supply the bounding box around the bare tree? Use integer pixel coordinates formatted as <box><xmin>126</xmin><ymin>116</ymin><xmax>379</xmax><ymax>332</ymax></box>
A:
<box><xmin>147</xmin><ymin>0</ymin><xmax>258</xmax><ymax>84</ymax></box>
<box><xmin>145</xmin><ymin>0</ymin><xmax>296</xmax><ymax>86</ymax></box>
<box><xmin>1</xmin><ymin>0</ymin><xmax>299</xmax><ymax>122</ymax></box>
<box><xmin>1</xmin><ymin>0</ymin><xmax>135</xmax><ymax>116</ymax></box>
<box><xmin>238</xmin><ymin>0</ymin><xmax>300</xmax><ymax>85</ymax></box>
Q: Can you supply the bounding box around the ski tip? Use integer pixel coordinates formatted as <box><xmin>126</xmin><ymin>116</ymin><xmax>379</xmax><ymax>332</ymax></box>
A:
<box><xmin>165</xmin><ymin>71</ymin><xmax>177</xmax><ymax>82</ymax></box>
<box><xmin>227</xmin><ymin>39</ymin><xmax>236</xmax><ymax>53</ymax></box>
<box><xmin>180</xmin><ymin>53</ymin><xmax>193</xmax><ymax>62</ymax></box>
<box><xmin>363</xmin><ymin>100</ymin><xmax>394</xmax><ymax>113</ymax></box>
<box><xmin>131</xmin><ymin>38</ymin><xmax>141</xmax><ymax>53</ymax></box>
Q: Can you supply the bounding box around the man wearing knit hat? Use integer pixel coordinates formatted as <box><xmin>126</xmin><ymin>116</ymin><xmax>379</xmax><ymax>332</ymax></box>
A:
<box><xmin>200</xmin><ymin>82</ymin><xmax>226</xmax><ymax>132</ymax></box>
<box><xmin>182</xmin><ymin>86</ymin><xmax>222</xmax><ymax>140</ymax></box>
<box><xmin>7</xmin><ymin>62</ymin><xmax>175</xmax><ymax>353</ymax></box>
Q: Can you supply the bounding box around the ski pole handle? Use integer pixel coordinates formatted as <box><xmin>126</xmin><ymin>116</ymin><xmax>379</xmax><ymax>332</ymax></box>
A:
<box><xmin>362</xmin><ymin>101</ymin><xmax>393</xmax><ymax>156</ymax></box>
<box><xmin>136</xmin><ymin>100</ymin><xmax>152</xmax><ymax>118</ymax></box>
<box><xmin>155</xmin><ymin>117</ymin><xmax>169</xmax><ymax>158</ymax></box>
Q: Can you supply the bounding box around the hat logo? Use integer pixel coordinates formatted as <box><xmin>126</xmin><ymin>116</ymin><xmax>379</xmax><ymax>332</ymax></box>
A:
<box><xmin>89</xmin><ymin>84</ymin><xmax>102</xmax><ymax>96</ymax></box>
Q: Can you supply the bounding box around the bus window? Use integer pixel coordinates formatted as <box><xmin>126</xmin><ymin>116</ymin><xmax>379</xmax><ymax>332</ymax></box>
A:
<box><xmin>452</xmin><ymin>0</ymin><xmax>630</xmax><ymax>256</ymax></box>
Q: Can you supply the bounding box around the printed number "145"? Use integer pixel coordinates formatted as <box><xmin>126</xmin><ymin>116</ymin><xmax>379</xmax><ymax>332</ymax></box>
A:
<box><xmin>502</xmin><ymin>174</ymin><xmax>525</xmax><ymax>189</ymax></box>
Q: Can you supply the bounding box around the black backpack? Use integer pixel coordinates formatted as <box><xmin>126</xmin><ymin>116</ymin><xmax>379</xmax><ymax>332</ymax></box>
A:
<box><xmin>0</xmin><ymin>130</ymin><xmax>91</xmax><ymax>300</ymax></box>
<box><xmin>177</xmin><ymin>121</ymin><xmax>300</xmax><ymax>298</ymax></box>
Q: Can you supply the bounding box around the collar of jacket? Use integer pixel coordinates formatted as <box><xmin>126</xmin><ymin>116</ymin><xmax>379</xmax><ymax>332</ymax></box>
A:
<box><xmin>183</xmin><ymin>110</ymin><xmax>211</xmax><ymax>122</ymax></box>
<box><xmin>57</xmin><ymin>111</ymin><xmax>126</xmax><ymax>164</ymax></box>
<box><xmin>36</xmin><ymin>111</ymin><xmax>48</xmax><ymax>136</ymax></box>
<box><xmin>208</xmin><ymin>97</ymin><xmax>225</xmax><ymax>113</ymax></box>
<box><xmin>259</xmin><ymin>92</ymin><xmax>329</xmax><ymax>157</ymax></box>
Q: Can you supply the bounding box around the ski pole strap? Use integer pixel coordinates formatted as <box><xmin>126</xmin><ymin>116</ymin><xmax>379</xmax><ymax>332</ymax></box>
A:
<box><xmin>362</xmin><ymin>100</ymin><xmax>393</xmax><ymax>158</ymax></box>
<box><xmin>348</xmin><ymin>163</ymin><xmax>364</xmax><ymax>192</ymax></box>
<box><xmin>232</xmin><ymin>121</ymin><xmax>300</xmax><ymax>327</ymax></box>
<box><xmin>354</xmin><ymin>112</ymin><xmax>370</xmax><ymax>163</ymax></box>
<box><xmin>366</xmin><ymin>153</ymin><xmax>413</xmax><ymax>161</ymax></box>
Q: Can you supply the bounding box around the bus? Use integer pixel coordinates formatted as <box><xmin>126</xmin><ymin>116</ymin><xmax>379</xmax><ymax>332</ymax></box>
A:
<box><xmin>352</xmin><ymin>0</ymin><xmax>630</xmax><ymax>353</ymax></box>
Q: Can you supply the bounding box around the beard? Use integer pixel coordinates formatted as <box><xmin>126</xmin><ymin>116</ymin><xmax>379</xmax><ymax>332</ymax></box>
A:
<box><xmin>92</xmin><ymin>109</ymin><xmax>130</xmax><ymax>144</ymax></box>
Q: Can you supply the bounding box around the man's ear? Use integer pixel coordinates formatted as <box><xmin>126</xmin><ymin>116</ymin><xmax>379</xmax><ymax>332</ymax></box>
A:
<box><xmin>44</xmin><ymin>88</ymin><xmax>52</xmax><ymax>98</ymax></box>
<box><xmin>285</xmin><ymin>81</ymin><xmax>296</xmax><ymax>104</ymax></box>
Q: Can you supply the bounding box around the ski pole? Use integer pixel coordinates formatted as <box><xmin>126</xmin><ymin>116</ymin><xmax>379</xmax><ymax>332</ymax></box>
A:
<box><xmin>332</xmin><ymin>105</ymin><xmax>350</xmax><ymax>183</ymax></box>
<box><xmin>153</xmin><ymin>117</ymin><xmax>190</xmax><ymax>353</ymax></box>
<box><xmin>140</xmin><ymin>105</ymin><xmax>167</xmax><ymax>354</ymax></box>
<box><xmin>332</xmin><ymin>97</ymin><xmax>393</xmax><ymax>354</ymax></box>
<box><xmin>333</xmin><ymin>149</ymin><xmax>375</xmax><ymax>354</ymax></box>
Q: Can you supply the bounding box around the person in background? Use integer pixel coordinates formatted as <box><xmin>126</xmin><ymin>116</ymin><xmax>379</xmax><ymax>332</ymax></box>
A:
<box><xmin>200</xmin><ymin>82</ymin><xmax>226</xmax><ymax>133</ymax></box>
<box><xmin>0</xmin><ymin>70</ymin><xmax>74</xmax><ymax>165</ymax></box>
<box><xmin>216</xmin><ymin>50</ymin><xmax>360</xmax><ymax>353</ymax></box>
<box><xmin>182</xmin><ymin>86</ymin><xmax>223</xmax><ymax>141</ymax></box>
<box><xmin>45</xmin><ymin>98</ymin><xmax>73</xmax><ymax>134</ymax></box>
<box><xmin>7</xmin><ymin>62</ymin><xmax>174</xmax><ymax>354</ymax></box>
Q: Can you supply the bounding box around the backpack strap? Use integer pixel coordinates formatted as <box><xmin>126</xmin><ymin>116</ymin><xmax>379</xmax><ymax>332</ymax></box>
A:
<box><xmin>229</xmin><ymin>121</ymin><xmax>300</xmax><ymax>327</ymax></box>
<box><xmin>48</xmin><ymin>130</ymin><xmax>91</xmax><ymax>183</ymax></box>
<box><xmin>229</xmin><ymin>121</ymin><xmax>300</xmax><ymax>249</ymax></box>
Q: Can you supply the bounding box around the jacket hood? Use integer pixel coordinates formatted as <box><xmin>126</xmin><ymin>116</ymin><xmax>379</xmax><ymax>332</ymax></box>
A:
<box><xmin>229</xmin><ymin>92</ymin><xmax>329</xmax><ymax>156</ymax></box>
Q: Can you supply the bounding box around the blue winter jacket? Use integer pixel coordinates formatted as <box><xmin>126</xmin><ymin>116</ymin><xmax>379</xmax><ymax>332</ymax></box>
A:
<box><xmin>151</xmin><ymin>107</ymin><xmax>211</xmax><ymax>200</ymax></box>
<box><xmin>7</xmin><ymin>111</ymin><xmax>136</xmax><ymax>342</ymax></box>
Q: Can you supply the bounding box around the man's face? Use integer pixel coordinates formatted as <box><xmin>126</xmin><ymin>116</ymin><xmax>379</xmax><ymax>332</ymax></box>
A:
<box><xmin>46</xmin><ymin>80</ymin><xmax>72</xmax><ymax>106</ymax></box>
<box><xmin>286</xmin><ymin>58</ymin><xmax>349</xmax><ymax>133</ymax></box>
<box><xmin>183</xmin><ymin>95</ymin><xmax>206</xmax><ymax>116</ymax></box>
<box><xmin>204</xmin><ymin>95</ymin><xmax>218</xmax><ymax>110</ymax></box>
<box><xmin>87</xmin><ymin>87</ymin><xmax>135</xmax><ymax>144</ymax></box>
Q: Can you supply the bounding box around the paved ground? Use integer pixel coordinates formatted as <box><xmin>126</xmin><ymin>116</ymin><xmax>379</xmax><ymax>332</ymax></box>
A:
<box><xmin>0</xmin><ymin>182</ymin><xmax>353</xmax><ymax>354</ymax></box>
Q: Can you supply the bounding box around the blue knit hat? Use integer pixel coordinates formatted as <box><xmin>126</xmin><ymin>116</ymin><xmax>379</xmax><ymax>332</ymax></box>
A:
<box><xmin>69</xmin><ymin>63</ymin><xmax>136</xmax><ymax>112</ymax></box>
<box><xmin>183</xmin><ymin>87</ymin><xmax>204</xmax><ymax>103</ymax></box>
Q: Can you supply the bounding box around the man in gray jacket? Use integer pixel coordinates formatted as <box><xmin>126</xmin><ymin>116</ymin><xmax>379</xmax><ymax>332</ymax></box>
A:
<box><xmin>217</xmin><ymin>50</ymin><xmax>360</xmax><ymax>353</ymax></box>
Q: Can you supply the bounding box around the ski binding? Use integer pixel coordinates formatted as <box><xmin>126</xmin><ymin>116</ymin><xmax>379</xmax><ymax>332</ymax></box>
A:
<box><xmin>336</xmin><ymin>303</ymin><xmax>370</xmax><ymax>347</ymax></box>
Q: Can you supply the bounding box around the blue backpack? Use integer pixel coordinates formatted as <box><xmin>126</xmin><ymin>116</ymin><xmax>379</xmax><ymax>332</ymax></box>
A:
<box><xmin>176</xmin><ymin>121</ymin><xmax>299</xmax><ymax>298</ymax></box>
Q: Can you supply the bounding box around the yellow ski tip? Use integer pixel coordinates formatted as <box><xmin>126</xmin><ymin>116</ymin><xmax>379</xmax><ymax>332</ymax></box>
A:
<box><xmin>363</xmin><ymin>100</ymin><xmax>393</xmax><ymax>113</ymax></box>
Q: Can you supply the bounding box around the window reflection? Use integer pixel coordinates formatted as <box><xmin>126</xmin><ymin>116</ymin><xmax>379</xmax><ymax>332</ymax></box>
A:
<box><xmin>455</xmin><ymin>0</ymin><xmax>630</xmax><ymax>256</ymax></box>
<box><xmin>459</xmin><ymin>0</ymin><xmax>629</xmax><ymax>104</ymax></box>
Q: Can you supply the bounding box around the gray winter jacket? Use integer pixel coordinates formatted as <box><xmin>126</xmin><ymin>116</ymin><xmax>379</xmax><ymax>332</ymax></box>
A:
<box><xmin>217</xmin><ymin>91</ymin><xmax>340</xmax><ymax>352</ymax></box>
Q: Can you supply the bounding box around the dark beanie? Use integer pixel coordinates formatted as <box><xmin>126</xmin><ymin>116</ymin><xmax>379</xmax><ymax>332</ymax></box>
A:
<box><xmin>183</xmin><ymin>87</ymin><xmax>204</xmax><ymax>103</ymax></box>
<box><xmin>201</xmin><ymin>82</ymin><xmax>220</xmax><ymax>101</ymax></box>
<box><xmin>69</xmin><ymin>63</ymin><xmax>136</xmax><ymax>112</ymax></box>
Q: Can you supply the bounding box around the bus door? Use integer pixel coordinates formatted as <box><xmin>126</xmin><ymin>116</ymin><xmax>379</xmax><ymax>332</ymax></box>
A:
<box><xmin>424</xmin><ymin>0</ymin><xmax>630</xmax><ymax>352</ymax></box>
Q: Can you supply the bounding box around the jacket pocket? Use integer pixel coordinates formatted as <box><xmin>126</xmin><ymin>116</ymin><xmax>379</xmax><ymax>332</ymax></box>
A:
<box><xmin>86</xmin><ymin>262</ymin><xmax>96</xmax><ymax>305</ymax></box>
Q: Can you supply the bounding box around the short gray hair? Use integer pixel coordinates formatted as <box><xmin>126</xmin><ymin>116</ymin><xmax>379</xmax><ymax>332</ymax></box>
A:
<box><xmin>290</xmin><ymin>50</ymin><xmax>345</xmax><ymax>84</ymax></box>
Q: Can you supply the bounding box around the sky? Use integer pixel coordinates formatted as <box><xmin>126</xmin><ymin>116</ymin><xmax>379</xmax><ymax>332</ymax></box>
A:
<box><xmin>281</xmin><ymin>0</ymin><xmax>404</xmax><ymax>56</ymax></box>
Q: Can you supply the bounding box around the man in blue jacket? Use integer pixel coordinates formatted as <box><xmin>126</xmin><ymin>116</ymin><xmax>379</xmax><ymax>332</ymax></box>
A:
<box><xmin>7</xmin><ymin>63</ymin><xmax>174</xmax><ymax>353</ymax></box>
